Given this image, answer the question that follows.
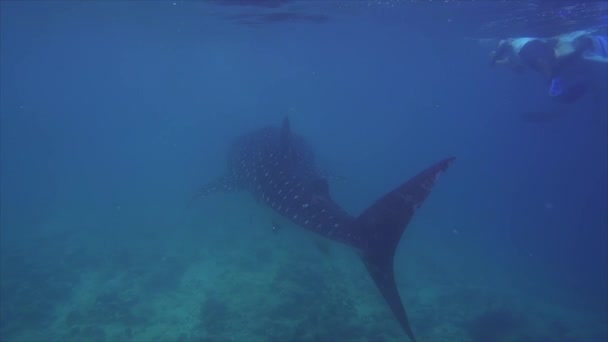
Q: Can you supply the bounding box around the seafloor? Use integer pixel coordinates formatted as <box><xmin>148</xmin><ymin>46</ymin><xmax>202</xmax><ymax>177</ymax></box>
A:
<box><xmin>1</xmin><ymin>193</ymin><xmax>605</xmax><ymax>342</ymax></box>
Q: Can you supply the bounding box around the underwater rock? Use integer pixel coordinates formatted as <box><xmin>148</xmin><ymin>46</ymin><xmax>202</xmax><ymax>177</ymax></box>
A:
<box><xmin>78</xmin><ymin>325</ymin><xmax>106</xmax><ymax>342</ymax></box>
<box><xmin>468</xmin><ymin>308</ymin><xmax>527</xmax><ymax>342</ymax></box>
<box><xmin>199</xmin><ymin>295</ymin><xmax>230</xmax><ymax>334</ymax></box>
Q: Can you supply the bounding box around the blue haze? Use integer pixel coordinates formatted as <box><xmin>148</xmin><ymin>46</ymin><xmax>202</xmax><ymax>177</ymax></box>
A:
<box><xmin>1</xmin><ymin>1</ymin><xmax>606</xmax><ymax>341</ymax></box>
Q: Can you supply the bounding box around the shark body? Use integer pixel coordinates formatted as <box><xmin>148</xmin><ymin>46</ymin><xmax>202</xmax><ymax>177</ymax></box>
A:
<box><xmin>198</xmin><ymin>118</ymin><xmax>454</xmax><ymax>341</ymax></box>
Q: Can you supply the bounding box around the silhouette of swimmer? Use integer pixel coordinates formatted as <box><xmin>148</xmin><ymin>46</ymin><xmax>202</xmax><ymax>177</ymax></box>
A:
<box><xmin>490</xmin><ymin>29</ymin><xmax>607</xmax><ymax>103</ymax></box>
<box><xmin>549</xmin><ymin>76</ymin><xmax>588</xmax><ymax>103</ymax></box>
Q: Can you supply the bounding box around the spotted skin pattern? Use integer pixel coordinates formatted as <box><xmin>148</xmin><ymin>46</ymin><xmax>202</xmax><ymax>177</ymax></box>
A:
<box><xmin>226</xmin><ymin>123</ymin><xmax>358</xmax><ymax>246</ymax></box>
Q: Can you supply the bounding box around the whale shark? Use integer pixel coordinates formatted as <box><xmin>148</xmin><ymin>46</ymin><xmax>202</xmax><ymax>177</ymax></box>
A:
<box><xmin>196</xmin><ymin>117</ymin><xmax>454</xmax><ymax>341</ymax></box>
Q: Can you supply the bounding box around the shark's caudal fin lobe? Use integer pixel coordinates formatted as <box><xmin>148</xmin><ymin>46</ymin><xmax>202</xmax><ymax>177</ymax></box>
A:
<box><xmin>353</xmin><ymin>157</ymin><xmax>455</xmax><ymax>342</ymax></box>
<box><xmin>362</xmin><ymin>255</ymin><xmax>417</xmax><ymax>342</ymax></box>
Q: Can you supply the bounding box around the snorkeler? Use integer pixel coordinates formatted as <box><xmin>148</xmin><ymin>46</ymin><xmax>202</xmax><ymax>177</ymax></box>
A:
<box><xmin>490</xmin><ymin>29</ymin><xmax>608</xmax><ymax>103</ymax></box>
<box><xmin>490</xmin><ymin>37</ymin><xmax>556</xmax><ymax>79</ymax></box>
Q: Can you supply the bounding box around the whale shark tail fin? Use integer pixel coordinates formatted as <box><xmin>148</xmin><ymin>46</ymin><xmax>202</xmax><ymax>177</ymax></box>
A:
<box><xmin>353</xmin><ymin>157</ymin><xmax>455</xmax><ymax>342</ymax></box>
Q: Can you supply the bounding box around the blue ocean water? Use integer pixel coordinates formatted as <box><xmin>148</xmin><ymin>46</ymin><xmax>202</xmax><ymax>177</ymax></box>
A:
<box><xmin>1</xmin><ymin>1</ymin><xmax>606</xmax><ymax>341</ymax></box>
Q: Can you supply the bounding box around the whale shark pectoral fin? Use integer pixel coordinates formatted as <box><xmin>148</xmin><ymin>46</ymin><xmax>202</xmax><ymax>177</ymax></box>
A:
<box><xmin>190</xmin><ymin>175</ymin><xmax>239</xmax><ymax>204</ymax></box>
<box><xmin>353</xmin><ymin>157</ymin><xmax>455</xmax><ymax>342</ymax></box>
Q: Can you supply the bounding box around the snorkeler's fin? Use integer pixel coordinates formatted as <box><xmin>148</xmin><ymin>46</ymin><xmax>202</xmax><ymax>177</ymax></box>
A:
<box><xmin>552</xmin><ymin>84</ymin><xmax>588</xmax><ymax>103</ymax></box>
<box><xmin>549</xmin><ymin>77</ymin><xmax>564</xmax><ymax>97</ymax></box>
